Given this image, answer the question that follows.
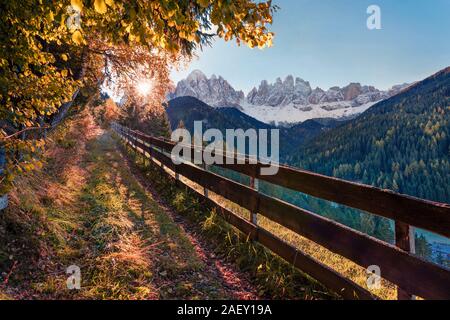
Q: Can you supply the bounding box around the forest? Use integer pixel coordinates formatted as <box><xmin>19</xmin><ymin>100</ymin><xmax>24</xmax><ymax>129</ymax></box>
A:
<box><xmin>293</xmin><ymin>68</ymin><xmax>450</xmax><ymax>204</ymax></box>
<box><xmin>168</xmin><ymin>69</ymin><xmax>450</xmax><ymax>267</ymax></box>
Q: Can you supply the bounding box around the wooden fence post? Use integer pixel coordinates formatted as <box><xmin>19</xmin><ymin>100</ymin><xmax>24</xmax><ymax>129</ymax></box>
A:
<box><xmin>106</xmin><ymin>129</ymin><xmax>450</xmax><ymax>299</ymax></box>
<box><xmin>142</xmin><ymin>141</ymin><xmax>147</xmax><ymax>167</ymax></box>
<box><xmin>203</xmin><ymin>163</ymin><xmax>209</xmax><ymax>198</ymax></box>
<box><xmin>132</xmin><ymin>131</ymin><xmax>137</xmax><ymax>156</ymax></box>
<box><xmin>129</xmin><ymin>128</ymin><xmax>133</xmax><ymax>152</ymax></box>
<box><xmin>174</xmin><ymin>151</ymin><xmax>180</xmax><ymax>182</ymax></box>
<box><xmin>160</xmin><ymin>146</ymin><xmax>165</xmax><ymax>170</ymax></box>
<box><xmin>134</xmin><ymin>132</ymin><xmax>138</xmax><ymax>156</ymax></box>
<box><xmin>39</xmin><ymin>117</ymin><xmax>47</xmax><ymax>140</ymax></box>
<box><xmin>249</xmin><ymin>174</ymin><xmax>259</xmax><ymax>225</ymax></box>
<box><xmin>125</xmin><ymin>127</ymin><xmax>128</xmax><ymax>148</ymax></box>
<box><xmin>395</xmin><ymin>221</ymin><xmax>416</xmax><ymax>300</ymax></box>
<box><xmin>18</xmin><ymin>129</ymin><xmax>26</xmax><ymax>161</ymax></box>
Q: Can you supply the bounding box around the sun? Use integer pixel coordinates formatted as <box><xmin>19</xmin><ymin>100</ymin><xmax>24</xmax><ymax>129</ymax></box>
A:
<box><xmin>136</xmin><ymin>80</ymin><xmax>153</xmax><ymax>96</ymax></box>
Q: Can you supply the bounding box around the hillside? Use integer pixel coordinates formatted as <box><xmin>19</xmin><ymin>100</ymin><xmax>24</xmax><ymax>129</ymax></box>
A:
<box><xmin>293</xmin><ymin>67</ymin><xmax>450</xmax><ymax>204</ymax></box>
<box><xmin>0</xmin><ymin>106</ymin><xmax>333</xmax><ymax>300</ymax></box>
<box><xmin>4</xmin><ymin>0</ymin><xmax>450</xmax><ymax>303</ymax></box>
<box><xmin>195</xmin><ymin>68</ymin><xmax>450</xmax><ymax>266</ymax></box>
<box><xmin>166</xmin><ymin>96</ymin><xmax>343</xmax><ymax>160</ymax></box>
<box><xmin>166</xmin><ymin>96</ymin><xmax>272</xmax><ymax>133</ymax></box>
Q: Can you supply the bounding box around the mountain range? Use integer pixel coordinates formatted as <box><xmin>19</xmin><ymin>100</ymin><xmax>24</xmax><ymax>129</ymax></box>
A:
<box><xmin>293</xmin><ymin>66</ymin><xmax>450</xmax><ymax>204</ymax></box>
<box><xmin>290</xmin><ymin>66</ymin><xmax>450</xmax><ymax>260</ymax></box>
<box><xmin>166</xmin><ymin>67</ymin><xmax>450</xmax><ymax>265</ymax></box>
<box><xmin>170</xmin><ymin>70</ymin><xmax>410</xmax><ymax>124</ymax></box>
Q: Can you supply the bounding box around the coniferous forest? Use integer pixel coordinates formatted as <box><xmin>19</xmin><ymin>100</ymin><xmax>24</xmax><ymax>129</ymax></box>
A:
<box><xmin>293</xmin><ymin>68</ymin><xmax>450</xmax><ymax>204</ymax></box>
<box><xmin>173</xmin><ymin>69</ymin><xmax>450</xmax><ymax>266</ymax></box>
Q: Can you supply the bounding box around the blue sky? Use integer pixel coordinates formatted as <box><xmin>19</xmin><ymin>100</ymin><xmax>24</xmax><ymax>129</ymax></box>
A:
<box><xmin>171</xmin><ymin>0</ymin><xmax>450</xmax><ymax>93</ymax></box>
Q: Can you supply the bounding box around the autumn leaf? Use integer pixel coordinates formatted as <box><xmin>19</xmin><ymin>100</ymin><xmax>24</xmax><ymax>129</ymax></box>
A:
<box><xmin>46</xmin><ymin>11</ymin><xmax>54</xmax><ymax>22</ymax></box>
<box><xmin>0</xmin><ymin>0</ymin><xmax>275</xmax><ymax>194</ymax></box>
<box><xmin>94</xmin><ymin>0</ymin><xmax>107</xmax><ymax>14</ymax></box>
<box><xmin>71</xmin><ymin>30</ymin><xmax>83</xmax><ymax>44</ymax></box>
<box><xmin>71</xmin><ymin>0</ymin><xmax>83</xmax><ymax>11</ymax></box>
<box><xmin>105</xmin><ymin>0</ymin><xmax>115</xmax><ymax>7</ymax></box>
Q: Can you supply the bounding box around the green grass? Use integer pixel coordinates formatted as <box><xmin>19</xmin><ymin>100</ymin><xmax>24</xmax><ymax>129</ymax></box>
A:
<box><xmin>116</xmin><ymin>136</ymin><xmax>399</xmax><ymax>299</ymax></box>
<box><xmin>119</xmin><ymin>136</ymin><xmax>335</xmax><ymax>300</ymax></box>
<box><xmin>1</xmin><ymin>107</ymin><xmax>357</xmax><ymax>300</ymax></box>
<box><xmin>2</xmin><ymin>109</ymin><xmax>265</xmax><ymax>299</ymax></box>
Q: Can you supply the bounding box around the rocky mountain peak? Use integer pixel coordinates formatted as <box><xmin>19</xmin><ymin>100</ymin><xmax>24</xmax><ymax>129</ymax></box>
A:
<box><xmin>172</xmin><ymin>70</ymin><xmax>244</xmax><ymax>108</ymax></box>
<box><xmin>342</xmin><ymin>83</ymin><xmax>362</xmax><ymax>100</ymax></box>
<box><xmin>186</xmin><ymin>69</ymin><xmax>207</xmax><ymax>82</ymax></box>
<box><xmin>170</xmin><ymin>70</ymin><xmax>409</xmax><ymax>124</ymax></box>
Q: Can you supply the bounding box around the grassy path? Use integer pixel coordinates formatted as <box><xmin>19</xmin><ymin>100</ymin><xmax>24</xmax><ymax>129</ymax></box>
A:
<box><xmin>73</xmin><ymin>130</ymin><xmax>258</xmax><ymax>299</ymax></box>
<box><xmin>0</xmin><ymin>111</ymin><xmax>258</xmax><ymax>299</ymax></box>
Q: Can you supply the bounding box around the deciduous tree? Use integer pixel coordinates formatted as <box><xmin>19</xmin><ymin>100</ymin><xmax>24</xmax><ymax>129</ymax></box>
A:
<box><xmin>0</xmin><ymin>0</ymin><xmax>276</xmax><ymax>193</ymax></box>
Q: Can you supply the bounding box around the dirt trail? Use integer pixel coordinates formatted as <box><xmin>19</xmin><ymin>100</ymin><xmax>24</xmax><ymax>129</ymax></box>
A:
<box><xmin>1</xmin><ymin>111</ymin><xmax>259</xmax><ymax>300</ymax></box>
<box><xmin>117</xmin><ymin>137</ymin><xmax>259</xmax><ymax>299</ymax></box>
<box><xmin>78</xmin><ymin>129</ymin><xmax>259</xmax><ymax>299</ymax></box>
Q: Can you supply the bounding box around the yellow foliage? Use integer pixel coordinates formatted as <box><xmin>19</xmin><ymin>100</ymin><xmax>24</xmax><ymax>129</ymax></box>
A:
<box><xmin>198</xmin><ymin>0</ymin><xmax>210</xmax><ymax>8</ymax></box>
<box><xmin>71</xmin><ymin>30</ymin><xmax>84</xmax><ymax>45</ymax></box>
<box><xmin>71</xmin><ymin>0</ymin><xmax>83</xmax><ymax>11</ymax></box>
<box><xmin>105</xmin><ymin>0</ymin><xmax>115</xmax><ymax>8</ymax></box>
<box><xmin>94</xmin><ymin>0</ymin><xmax>107</xmax><ymax>14</ymax></box>
<box><xmin>0</xmin><ymin>0</ymin><xmax>276</xmax><ymax>193</ymax></box>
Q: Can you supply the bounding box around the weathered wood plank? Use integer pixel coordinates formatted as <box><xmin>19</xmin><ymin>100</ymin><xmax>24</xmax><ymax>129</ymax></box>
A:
<box><xmin>260</xmin><ymin>165</ymin><xmax>450</xmax><ymax>239</ymax></box>
<box><xmin>137</xmin><ymin>142</ymin><xmax>258</xmax><ymax>211</ymax></box>
<box><xmin>258</xmin><ymin>193</ymin><xmax>450</xmax><ymax>299</ymax></box>
<box><xmin>136</xmin><ymin>133</ymin><xmax>450</xmax><ymax>238</ymax></box>
<box><xmin>175</xmin><ymin>161</ymin><xmax>258</xmax><ymax>212</ymax></box>
<box><xmin>257</xmin><ymin>228</ymin><xmax>376</xmax><ymax>300</ymax></box>
<box><xmin>114</xmin><ymin>125</ymin><xmax>450</xmax><ymax>299</ymax></box>
<box><xmin>395</xmin><ymin>221</ymin><xmax>415</xmax><ymax>300</ymax></box>
<box><xmin>179</xmin><ymin>170</ymin><xmax>376</xmax><ymax>300</ymax></box>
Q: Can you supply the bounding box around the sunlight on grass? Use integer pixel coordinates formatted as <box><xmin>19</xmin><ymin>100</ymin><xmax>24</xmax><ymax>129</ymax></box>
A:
<box><xmin>128</xmin><ymin>138</ymin><xmax>397</xmax><ymax>300</ymax></box>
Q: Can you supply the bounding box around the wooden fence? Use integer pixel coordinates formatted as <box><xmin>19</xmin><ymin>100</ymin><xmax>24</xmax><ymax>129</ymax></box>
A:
<box><xmin>112</xmin><ymin>123</ymin><xmax>450</xmax><ymax>300</ymax></box>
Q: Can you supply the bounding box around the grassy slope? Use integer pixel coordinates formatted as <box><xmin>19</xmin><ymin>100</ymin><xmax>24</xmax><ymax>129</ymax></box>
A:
<box><xmin>122</xmin><ymin>136</ymin><xmax>396</xmax><ymax>300</ymax></box>
<box><xmin>0</xmin><ymin>109</ymin><xmax>259</xmax><ymax>299</ymax></box>
<box><xmin>120</xmin><ymin>139</ymin><xmax>340</xmax><ymax>299</ymax></box>
<box><xmin>1</xmin><ymin>103</ymin><xmax>393</xmax><ymax>300</ymax></box>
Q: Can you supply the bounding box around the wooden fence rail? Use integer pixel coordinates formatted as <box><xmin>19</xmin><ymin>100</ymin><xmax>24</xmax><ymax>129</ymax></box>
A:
<box><xmin>112</xmin><ymin>123</ymin><xmax>450</xmax><ymax>300</ymax></box>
